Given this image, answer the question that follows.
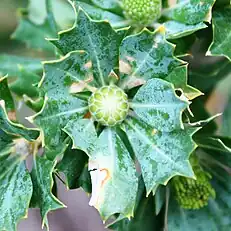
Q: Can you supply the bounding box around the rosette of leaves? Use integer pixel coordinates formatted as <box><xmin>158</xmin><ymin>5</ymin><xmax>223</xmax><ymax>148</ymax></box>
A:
<box><xmin>31</xmin><ymin>8</ymin><xmax>202</xmax><ymax>221</ymax></box>
<box><xmin>73</xmin><ymin>0</ymin><xmax>215</xmax><ymax>41</ymax></box>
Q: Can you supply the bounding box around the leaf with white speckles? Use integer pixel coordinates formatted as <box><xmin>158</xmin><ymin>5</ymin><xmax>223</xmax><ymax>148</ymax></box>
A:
<box><xmin>131</xmin><ymin>78</ymin><xmax>188</xmax><ymax>132</ymax></box>
<box><xmin>125</xmin><ymin>117</ymin><xmax>196</xmax><ymax>194</ymax></box>
<box><xmin>119</xmin><ymin>29</ymin><xmax>183</xmax><ymax>90</ymax></box>
<box><xmin>33</xmin><ymin>51</ymin><xmax>90</xmax><ymax>155</ymax></box>
<box><xmin>87</xmin><ymin>128</ymin><xmax>138</xmax><ymax>220</ymax></box>
<box><xmin>208</xmin><ymin>8</ymin><xmax>231</xmax><ymax>61</ymax></box>
<box><xmin>51</xmin><ymin>9</ymin><xmax>127</xmax><ymax>86</ymax></box>
<box><xmin>0</xmin><ymin>149</ymin><xmax>33</xmax><ymax>231</ymax></box>
<box><xmin>164</xmin><ymin>0</ymin><xmax>216</xmax><ymax>25</ymax></box>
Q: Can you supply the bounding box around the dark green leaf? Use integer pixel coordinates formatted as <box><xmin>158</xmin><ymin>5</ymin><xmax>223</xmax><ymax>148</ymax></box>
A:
<box><xmin>0</xmin><ymin>55</ymin><xmax>42</xmax><ymax>77</ymax></box>
<box><xmin>10</xmin><ymin>66</ymin><xmax>41</xmax><ymax>98</ymax></box>
<box><xmin>208</xmin><ymin>8</ymin><xmax>231</xmax><ymax>61</ymax></box>
<box><xmin>119</xmin><ymin>29</ymin><xmax>183</xmax><ymax>90</ymax></box>
<box><xmin>0</xmin><ymin>76</ymin><xmax>15</xmax><ymax>112</ymax></box>
<box><xmin>51</xmin><ymin>9</ymin><xmax>127</xmax><ymax>86</ymax></box>
<box><xmin>0</xmin><ymin>150</ymin><xmax>33</xmax><ymax>231</ymax></box>
<box><xmin>0</xmin><ymin>100</ymin><xmax>39</xmax><ymax>141</ymax></box>
<box><xmin>57</xmin><ymin>145</ymin><xmax>89</xmax><ymax>190</ymax></box>
<box><xmin>125</xmin><ymin>117</ymin><xmax>196</xmax><ymax>194</ymax></box>
<box><xmin>30</xmin><ymin>156</ymin><xmax>65</xmax><ymax>228</ymax></box>
<box><xmin>164</xmin><ymin>0</ymin><xmax>216</xmax><ymax>25</ymax></box>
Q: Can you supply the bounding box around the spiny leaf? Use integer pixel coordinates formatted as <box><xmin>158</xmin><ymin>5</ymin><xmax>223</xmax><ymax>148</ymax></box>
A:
<box><xmin>163</xmin><ymin>0</ymin><xmax>216</xmax><ymax>25</ymax></box>
<box><xmin>57</xmin><ymin>145</ymin><xmax>90</xmax><ymax>190</ymax></box>
<box><xmin>164</xmin><ymin>21</ymin><xmax>207</xmax><ymax>40</ymax></box>
<box><xmin>0</xmin><ymin>76</ymin><xmax>15</xmax><ymax>112</ymax></box>
<box><xmin>165</xmin><ymin>65</ymin><xmax>202</xmax><ymax>100</ymax></box>
<box><xmin>51</xmin><ymin>9</ymin><xmax>127</xmax><ymax>86</ymax></box>
<box><xmin>10</xmin><ymin>66</ymin><xmax>41</xmax><ymax>98</ymax></box>
<box><xmin>0</xmin><ymin>100</ymin><xmax>39</xmax><ymax>141</ymax></box>
<box><xmin>0</xmin><ymin>55</ymin><xmax>42</xmax><ymax>77</ymax></box>
<box><xmin>125</xmin><ymin>117</ymin><xmax>196</xmax><ymax>194</ymax></box>
<box><xmin>207</xmin><ymin>8</ymin><xmax>231</xmax><ymax>61</ymax></box>
<box><xmin>30</xmin><ymin>155</ymin><xmax>65</xmax><ymax>229</ymax></box>
<box><xmin>119</xmin><ymin>29</ymin><xmax>183</xmax><ymax>90</ymax></box>
<box><xmin>33</xmin><ymin>51</ymin><xmax>89</xmax><ymax>153</ymax></box>
<box><xmin>130</xmin><ymin>78</ymin><xmax>189</xmax><ymax>132</ymax></box>
<box><xmin>0</xmin><ymin>150</ymin><xmax>33</xmax><ymax>231</ymax></box>
<box><xmin>109</xmin><ymin>180</ymin><xmax>160</xmax><ymax>231</ymax></box>
<box><xmin>12</xmin><ymin>7</ymin><xmax>57</xmax><ymax>53</ymax></box>
<box><xmin>74</xmin><ymin>2</ymin><xmax>125</xmax><ymax>28</ymax></box>
<box><xmin>87</xmin><ymin>128</ymin><xmax>138</xmax><ymax>220</ymax></box>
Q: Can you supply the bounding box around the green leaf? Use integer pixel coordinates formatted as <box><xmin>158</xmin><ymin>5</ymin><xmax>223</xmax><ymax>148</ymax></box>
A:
<box><xmin>87</xmin><ymin>128</ymin><xmax>138</xmax><ymax>220</ymax></box>
<box><xmin>33</xmin><ymin>51</ymin><xmax>89</xmax><ymax>152</ymax></box>
<box><xmin>222</xmin><ymin>94</ymin><xmax>231</xmax><ymax>137</ymax></box>
<box><xmin>51</xmin><ymin>9</ymin><xmax>127</xmax><ymax>86</ymax></box>
<box><xmin>165</xmin><ymin>65</ymin><xmax>202</xmax><ymax>100</ymax></box>
<box><xmin>194</xmin><ymin>136</ymin><xmax>231</xmax><ymax>153</ymax></box>
<box><xmin>166</xmin><ymin>165</ymin><xmax>231</xmax><ymax>231</ymax></box>
<box><xmin>0</xmin><ymin>129</ymin><xmax>15</xmax><ymax>149</ymax></box>
<box><xmin>0</xmin><ymin>100</ymin><xmax>39</xmax><ymax>141</ymax></box>
<box><xmin>164</xmin><ymin>0</ymin><xmax>216</xmax><ymax>25</ymax></box>
<box><xmin>207</xmin><ymin>8</ymin><xmax>231</xmax><ymax>61</ymax></box>
<box><xmin>109</xmin><ymin>180</ymin><xmax>160</xmax><ymax>231</ymax></box>
<box><xmin>164</xmin><ymin>21</ymin><xmax>207</xmax><ymax>39</ymax></box>
<box><xmin>57</xmin><ymin>145</ymin><xmax>89</xmax><ymax>190</ymax></box>
<box><xmin>74</xmin><ymin>2</ymin><xmax>126</xmax><ymax>28</ymax></box>
<box><xmin>64</xmin><ymin>118</ymin><xmax>97</xmax><ymax>155</ymax></box>
<box><xmin>130</xmin><ymin>78</ymin><xmax>189</xmax><ymax>132</ymax></box>
<box><xmin>12</xmin><ymin>8</ymin><xmax>57</xmax><ymax>53</ymax></box>
<box><xmin>124</xmin><ymin>117</ymin><xmax>196</xmax><ymax>194</ymax></box>
<box><xmin>0</xmin><ymin>76</ymin><xmax>15</xmax><ymax>112</ymax></box>
<box><xmin>155</xmin><ymin>185</ymin><xmax>166</xmax><ymax>215</ymax></box>
<box><xmin>0</xmin><ymin>55</ymin><xmax>42</xmax><ymax>77</ymax></box>
<box><xmin>30</xmin><ymin>155</ymin><xmax>65</xmax><ymax>228</ymax></box>
<box><xmin>119</xmin><ymin>29</ymin><xmax>183</xmax><ymax>90</ymax></box>
<box><xmin>10</xmin><ymin>66</ymin><xmax>41</xmax><ymax>98</ymax></box>
<box><xmin>0</xmin><ymin>149</ymin><xmax>33</xmax><ymax>231</ymax></box>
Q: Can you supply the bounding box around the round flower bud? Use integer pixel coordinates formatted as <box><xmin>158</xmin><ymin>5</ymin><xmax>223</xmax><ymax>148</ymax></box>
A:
<box><xmin>88</xmin><ymin>85</ymin><xmax>129</xmax><ymax>126</ymax></box>
<box><xmin>122</xmin><ymin>0</ymin><xmax>161</xmax><ymax>26</ymax></box>
<box><xmin>172</xmin><ymin>169</ymin><xmax>216</xmax><ymax>210</ymax></box>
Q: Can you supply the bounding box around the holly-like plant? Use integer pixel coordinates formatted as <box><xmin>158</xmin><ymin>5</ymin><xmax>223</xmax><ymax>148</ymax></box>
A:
<box><xmin>1</xmin><ymin>0</ymin><xmax>231</xmax><ymax>230</ymax></box>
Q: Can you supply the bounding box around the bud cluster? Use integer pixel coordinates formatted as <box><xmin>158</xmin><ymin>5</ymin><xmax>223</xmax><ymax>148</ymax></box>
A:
<box><xmin>88</xmin><ymin>85</ymin><xmax>129</xmax><ymax>126</ymax></box>
<box><xmin>172</xmin><ymin>166</ymin><xmax>216</xmax><ymax>210</ymax></box>
<box><xmin>122</xmin><ymin>0</ymin><xmax>161</xmax><ymax>26</ymax></box>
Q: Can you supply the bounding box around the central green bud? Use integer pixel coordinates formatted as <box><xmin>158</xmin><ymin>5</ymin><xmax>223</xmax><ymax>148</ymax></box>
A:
<box><xmin>88</xmin><ymin>86</ymin><xmax>129</xmax><ymax>126</ymax></box>
<box><xmin>122</xmin><ymin>0</ymin><xmax>161</xmax><ymax>26</ymax></box>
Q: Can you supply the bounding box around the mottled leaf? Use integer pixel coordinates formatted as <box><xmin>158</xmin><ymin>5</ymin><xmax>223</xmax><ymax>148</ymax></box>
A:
<box><xmin>88</xmin><ymin>128</ymin><xmax>138</xmax><ymax>221</ymax></box>
<box><xmin>51</xmin><ymin>9</ymin><xmax>127</xmax><ymax>86</ymax></box>
<box><xmin>0</xmin><ymin>55</ymin><xmax>42</xmax><ymax>77</ymax></box>
<box><xmin>165</xmin><ymin>65</ymin><xmax>202</xmax><ymax>100</ymax></box>
<box><xmin>164</xmin><ymin>0</ymin><xmax>216</xmax><ymax>25</ymax></box>
<box><xmin>30</xmin><ymin>156</ymin><xmax>65</xmax><ymax>228</ymax></box>
<box><xmin>119</xmin><ymin>29</ymin><xmax>183</xmax><ymax>90</ymax></box>
<box><xmin>125</xmin><ymin>117</ymin><xmax>196</xmax><ymax>194</ymax></box>
<box><xmin>74</xmin><ymin>2</ymin><xmax>126</xmax><ymax>28</ymax></box>
<box><xmin>207</xmin><ymin>8</ymin><xmax>231</xmax><ymax>61</ymax></box>
<box><xmin>130</xmin><ymin>78</ymin><xmax>189</xmax><ymax>132</ymax></box>
<box><xmin>0</xmin><ymin>100</ymin><xmax>39</xmax><ymax>141</ymax></box>
<box><xmin>164</xmin><ymin>21</ymin><xmax>207</xmax><ymax>39</ymax></box>
<box><xmin>0</xmin><ymin>149</ymin><xmax>33</xmax><ymax>231</ymax></box>
<box><xmin>33</xmin><ymin>51</ymin><xmax>89</xmax><ymax>152</ymax></box>
<box><xmin>109</xmin><ymin>180</ymin><xmax>160</xmax><ymax>231</ymax></box>
<box><xmin>64</xmin><ymin>118</ymin><xmax>97</xmax><ymax>155</ymax></box>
